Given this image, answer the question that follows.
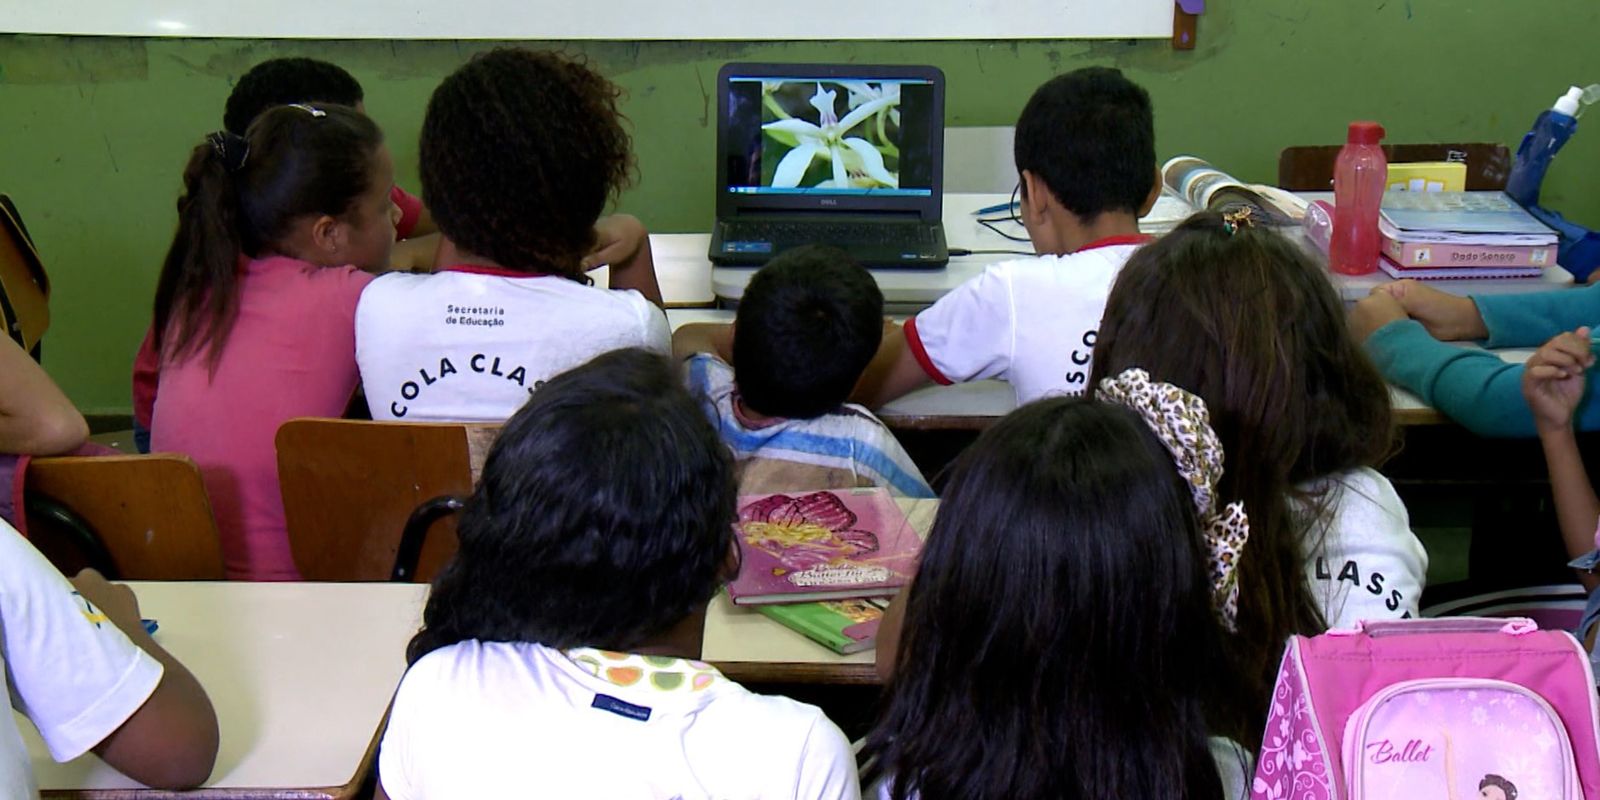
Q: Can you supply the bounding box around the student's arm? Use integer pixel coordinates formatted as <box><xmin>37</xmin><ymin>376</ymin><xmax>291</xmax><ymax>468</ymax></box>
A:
<box><xmin>672</xmin><ymin>323</ymin><xmax>734</xmax><ymax>362</ymax></box>
<box><xmin>851</xmin><ymin>323</ymin><xmax>933</xmax><ymax>409</ymax></box>
<box><xmin>1382</xmin><ymin>279</ymin><xmax>1600</xmax><ymax>348</ymax></box>
<box><xmin>408</xmin><ymin>205</ymin><xmax>437</xmax><ymax>238</ymax></box>
<box><xmin>854</xmin><ymin>266</ymin><xmax>1017</xmax><ymax>409</ymax></box>
<box><xmin>388</xmin><ymin>233</ymin><xmax>442</xmax><ymax>273</ymax></box>
<box><xmin>1474</xmin><ymin>282</ymin><xmax>1600</xmax><ymax>348</ymax></box>
<box><xmin>71</xmin><ymin>569</ymin><xmax>220</xmax><ymax>788</ymax></box>
<box><xmin>585</xmin><ymin>214</ymin><xmax>663</xmax><ymax>308</ymax></box>
<box><xmin>0</xmin><ymin>336</ymin><xmax>87</xmax><ymax>455</ymax></box>
<box><xmin>1364</xmin><ymin>319</ymin><xmax>1539</xmax><ymax>437</ymax></box>
<box><xmin>1523</xmin><ymin>329</ymin><xmax>1600</xmax><ymax>585</ymax></box>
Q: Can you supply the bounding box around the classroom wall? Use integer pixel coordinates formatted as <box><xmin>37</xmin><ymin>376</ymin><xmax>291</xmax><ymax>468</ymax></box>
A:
<box><xmin>2</xmin><ymin>0</ymin><xmax>1597</xmax><ymax>415</ymax></box>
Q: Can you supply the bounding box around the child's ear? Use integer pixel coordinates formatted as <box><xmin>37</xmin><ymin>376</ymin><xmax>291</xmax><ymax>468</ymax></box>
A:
<box><xmin>1140</xmin><ymin>165</ymin><xmax>1162</xmax><ymax>217</ymax></box>
<box><xmin>1019</xmin><ymin>169</ymin><xmax>1051</xmax><ymax>223</ymax></box>
<box><xmin>308</xmin><ymin>214</ymin><xmax>345</xmax><ymax>259</ymax></box>
<box><xmin>719</xmin><ymin>538</ymin><xmax>743</xmax><ymax>584</ymax></box>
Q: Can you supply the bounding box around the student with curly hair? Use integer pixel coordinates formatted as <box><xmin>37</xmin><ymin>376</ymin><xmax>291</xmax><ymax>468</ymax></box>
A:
<box><xmin>376</xmin><ymin>349</ymin><xmax>857</xmax><ymax>798</ymax></box>
<box><xmin>131</xmin><ymin>55</ymin><xmax>657</xmax><ymax>442</ymax></box>
<box><xmin>354</xmin><ymin>49</ymin><xmax>669</xmax><ymax>422</ymax></box>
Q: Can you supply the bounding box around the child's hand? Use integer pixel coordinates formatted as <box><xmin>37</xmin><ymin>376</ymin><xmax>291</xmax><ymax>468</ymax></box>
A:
<box><xmin>1348</xmin><ymin>289</ymin><xmax>1409</xmax><ymax>343</ymax></box>
<box><xmin>70</xmin><ymin>568</ymin><xmax>144</xmax><ymax>636</ymax></box>
<box><xmin>1523</xmin><ymin>326</ymin><xmax>1595</xmax><ymax>433</ymax></box>
<box><xmin>1377</xmin><ymin>280</ymin><xmax>1488</xmax><ymax>341</ymax></box>
<box><xmin>581</xmin><ymin>214</ymin><xmax>648</xmax><ymax>272</ymax></box>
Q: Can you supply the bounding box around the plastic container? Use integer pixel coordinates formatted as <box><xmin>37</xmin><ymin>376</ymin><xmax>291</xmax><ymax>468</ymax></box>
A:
<box><xmin>1506</xmin><ymin>85</ymin><xmax>1600</xmax><ymax>208</ymax></box>
<box><xmin>1329</xmin><ymin>121</ymin><xmax>1388</xmax><ymax>276</ymax></box>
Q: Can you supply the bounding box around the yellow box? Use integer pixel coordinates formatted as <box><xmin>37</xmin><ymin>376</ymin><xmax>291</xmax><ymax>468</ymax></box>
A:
<box><xmin>1386</xmin><ymin>161</ymin><xmax>1468</xmax><ymax>193</ymax></box>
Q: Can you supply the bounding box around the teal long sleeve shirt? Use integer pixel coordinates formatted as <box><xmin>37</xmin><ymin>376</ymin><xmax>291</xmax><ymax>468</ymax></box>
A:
<box><xmin>1365</xmin><ymin>282</ymin><xmax>1600</xmax><ymax>438</ymax></box>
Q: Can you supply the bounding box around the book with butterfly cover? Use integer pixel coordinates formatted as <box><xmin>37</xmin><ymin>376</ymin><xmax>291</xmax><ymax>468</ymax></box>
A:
<box><xmin>728</xmin><ymin>488</ymin><xmax>921</xmax><ymax>606</ymax></box>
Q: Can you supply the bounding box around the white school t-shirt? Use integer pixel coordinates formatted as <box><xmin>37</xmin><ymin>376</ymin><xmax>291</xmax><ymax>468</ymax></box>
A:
<box><xmin>903</xmin><ymin>237</ymin><xmax>1148</xmax><ymax>405</ymax></box>
<box><xmin>0</xmin><ymin>521</ymin><xmax>164</xmax><ymax>800</ymax></box>
<box><xmin>355</xmin><ymin>266</ymin><xmax>670</xmax><ymax>422</ymax></box>
<box><xmin>379</xmin><ymin>641</ymin><xmax>859</xmax><ymax>799</ymax></box>
<box><xmin>1299</xmin><ymin>467</ymin><xmax>1429</xmax><ymax>627</ymax></box>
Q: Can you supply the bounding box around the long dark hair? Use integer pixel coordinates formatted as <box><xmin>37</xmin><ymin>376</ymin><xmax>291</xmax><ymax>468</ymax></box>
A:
<box><xmin>1089</xmin><ymin>211</ymin><xmax>1397</xmax><ymax>734</ymax></box>
<box><xmin>860</xmin><ymin>397</ymin><xmax>1242</xmax><ymax>800</ymax></box>
<box><xmin>152</xmin><ymin>103</ymin><xmax>382</xmax><ymax>366</ymax></box>
<box><xmin>406</xmin><ymin>348</ymin><xmax>737</xmax><ymax>664</ymax></box>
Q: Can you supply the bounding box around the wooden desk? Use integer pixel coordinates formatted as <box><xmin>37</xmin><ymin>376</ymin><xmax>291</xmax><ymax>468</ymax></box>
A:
<box><xmin>24</xmin><ymin>582</ymin><xmax>428</xmax><ymax>799</ymax></box>
<box><xmin>702</xmin><ymin>498</ymin><xmax>938</xmax><ymax>685</ymax></box>
<box><xmin>665</xmin><ymin>309</ymin><xmax>1510</xmax><ymax>430</ymax></box>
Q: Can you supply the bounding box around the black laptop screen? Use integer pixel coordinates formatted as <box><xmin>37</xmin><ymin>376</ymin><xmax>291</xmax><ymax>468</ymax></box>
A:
<box><xmin>722</xmin><ymin>75</ymin><xmax>937</xmax><ymax>199</ymax></box>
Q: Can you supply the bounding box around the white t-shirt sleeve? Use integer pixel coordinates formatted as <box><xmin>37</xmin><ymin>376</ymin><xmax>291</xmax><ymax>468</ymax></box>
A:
<box><xmin>790</xmin><ymin>713</ymin><xmax>861</xmax><ymax>800</ymax></box>
<box><xmin>1305</xmin><ymin>468</ymin><xmax>1429</xmax><ymax>628</ymax></box>
<box><xmin>377</xmin><ymin>655</ymin><xmax>432</xmax><ymax>800</ymax></box>
<box><xmin>904</xmin><ymin>265</ymin><xmax>1016</xmax><ymax>385</ymax></box>
<box><xmin>0</xmin><ymin>521</ymin><xmax>164</xmax><ymax>761</ymax></box>
<box><xmin>632</xmin><ymin>294</ymin><xmax>671</xmax><ymax>356</ymax></box>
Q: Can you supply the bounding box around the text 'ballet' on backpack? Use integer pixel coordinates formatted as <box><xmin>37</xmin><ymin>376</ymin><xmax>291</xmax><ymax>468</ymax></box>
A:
<box><xmin>1251</xmin><ymin>617</ymin><xmax>1600</xmax><ymax>800</ymax></box>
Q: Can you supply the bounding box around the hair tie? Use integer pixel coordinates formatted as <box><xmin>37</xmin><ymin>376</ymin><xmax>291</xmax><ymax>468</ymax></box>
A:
<box><xmin>286</xmin><ymin>103</ymin><xmax>327</xmax><ymax>118</ymax></box>
<box><xmin>1222</xmin><ymin>206</ymin><xmax>1255</xmax><ymax>235</ymax></box>
<box><xmin>205</xmin><ymin>131</ymin><xmax>250</xmax><ymax>173</ymax></box>
<box><xmin>1096</xmin><ymin>367</ymin><xmax>1250</xmax><ymax>631</ymax></box>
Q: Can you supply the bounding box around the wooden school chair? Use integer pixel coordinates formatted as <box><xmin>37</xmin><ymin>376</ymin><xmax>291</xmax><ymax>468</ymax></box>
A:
<box><xmin>1277</xmin><ymin>142</ymin><xmax>1513</xmax><ymax>192</ymax></box>
<box><xmin>276</xmin><ymin>419</ymin><xmax>500</xmax><ymax>582</ymax></box>
<box><xmin>23</xmin><ymin>454</ymin><xmax>225</xmax><ymax>580</ymax></box>
<box><xmin>0</xmin><ymin>194</ymin><xmax>50</xmax><ymax>354</ymax></box>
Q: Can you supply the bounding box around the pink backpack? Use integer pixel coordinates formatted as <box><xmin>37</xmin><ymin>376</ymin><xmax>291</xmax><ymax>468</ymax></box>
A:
<box><xmin>1251</xmin><ymin>618</ymin><xmax>1600</xmax><ymax>800</ymax></box>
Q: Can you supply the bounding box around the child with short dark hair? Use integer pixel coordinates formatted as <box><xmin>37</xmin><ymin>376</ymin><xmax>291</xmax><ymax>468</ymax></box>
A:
<box><xmin>864</xmin><ymin>393</ymin><xmax>1253</xmax><ymax>800</ymax></box>
<box><xmin>376</xmin><ymin>348</ymin><xmax>858</xmax><ymax>799</ymax></box>
<box><xmin>354</xmin><ymin>48</ymin><xmax>668</xmax><ymax>423</ymax></box>
<box><xmin>149</xmin><ymin>103</ymin><xmax>394</xmax><ymax>579</ymax></box>
<box><xmin>675</xmin><ymin>244</ymin><xmax>931</xmax><ymax>497</ymax></box>
<box><xmin>855</xmin><ymin>66</ymin><xmax>1160</xmax><ymax>408</ymax></box>
<box><xmin>1089</xmin><ymin>209</ymin><xmax>1428</xmax><ymax>730</ymax></box>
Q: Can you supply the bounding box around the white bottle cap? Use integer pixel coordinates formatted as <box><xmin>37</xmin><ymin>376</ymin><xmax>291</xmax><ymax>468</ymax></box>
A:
<box><xmin>1554</xmin><ymin>86</ymin><xmax>1584</xmax><ymax>117</ymax></box>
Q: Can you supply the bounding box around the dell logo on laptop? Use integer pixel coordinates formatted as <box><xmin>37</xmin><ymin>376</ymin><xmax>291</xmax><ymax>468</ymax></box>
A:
<box><xmin>819</xmin><ymin>198</ymin><xmax>839</xmax><ymax>206</ymax></box>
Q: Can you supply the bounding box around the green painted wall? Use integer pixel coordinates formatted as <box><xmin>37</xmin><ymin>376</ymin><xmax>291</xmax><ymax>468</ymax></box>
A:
<box><xmin>2</xmin><ymin>0</ymin><xmax>1597</xmax><ymax>415</ymax></box>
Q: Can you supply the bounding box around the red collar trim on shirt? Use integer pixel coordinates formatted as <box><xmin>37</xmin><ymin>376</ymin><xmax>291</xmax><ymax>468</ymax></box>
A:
<box><xmin>1075</xmin><ymin>234</ymin><xmax>1153</xmax><ymax>253</ymax></box>
<box><xmin>439</xmin><ymin>264</ymin><xmax>554</xmax><ymax>279</ymax></box>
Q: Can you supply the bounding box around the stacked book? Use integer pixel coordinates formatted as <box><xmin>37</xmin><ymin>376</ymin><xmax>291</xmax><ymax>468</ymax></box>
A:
<box><xmin>727</xmin><ymin>488</ymin><xmax>921</xmax><ymax>655</ymax></box>
<box><xmin>1378</xmin><ymin>191</ymin><xmax>1559</xmax><ymax>280</ymax></box>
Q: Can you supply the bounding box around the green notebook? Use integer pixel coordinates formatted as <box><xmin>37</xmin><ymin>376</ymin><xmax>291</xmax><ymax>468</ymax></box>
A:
<box><xmin>757</xmin><ymin>598</ymin><xmax>887</xmax><ymax>655</ymax></box>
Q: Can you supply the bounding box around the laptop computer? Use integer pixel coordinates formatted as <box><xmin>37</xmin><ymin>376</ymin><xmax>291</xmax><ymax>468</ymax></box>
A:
<box><xmin>709</xmin><ymin>63</ymin><xmax>949</xmax><ymax>269</ymax></box>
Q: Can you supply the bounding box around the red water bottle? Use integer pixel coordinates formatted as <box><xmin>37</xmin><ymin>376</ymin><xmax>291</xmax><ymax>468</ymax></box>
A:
<box><xmin>1330</xmin><ymin>121</ymin><xmax>1388</xmax><ymax>276</ymax></box>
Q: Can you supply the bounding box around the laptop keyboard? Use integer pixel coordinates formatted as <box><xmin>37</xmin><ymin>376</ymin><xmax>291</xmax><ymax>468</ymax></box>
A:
<box><xmin>722</xmin><ymin>221</ymin><xmax>934</xmax><ymax>248</ymax></box>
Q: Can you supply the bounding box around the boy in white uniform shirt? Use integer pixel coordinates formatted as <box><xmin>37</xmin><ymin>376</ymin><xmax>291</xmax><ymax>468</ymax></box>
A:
<box><xmin>854</xmin><ymin>67</ymin><xmax>1161</xmax><ymax>409</ymax></box>
<box><xmin>378</xmin><ymin>349</ymin><xmax>857</xmax><ymax>800</ymax></box>
<box><xmin>0</xmin><ymin>524</ymin><xmax>218</xmax><ymax>798</ymax></box>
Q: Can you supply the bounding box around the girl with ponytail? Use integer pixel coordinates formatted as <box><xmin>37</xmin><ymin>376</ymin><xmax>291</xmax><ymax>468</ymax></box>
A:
<box><xmin>148</xmin><ymin>103</ymin><xmax>398</xmax><ymax>580</ymax></box>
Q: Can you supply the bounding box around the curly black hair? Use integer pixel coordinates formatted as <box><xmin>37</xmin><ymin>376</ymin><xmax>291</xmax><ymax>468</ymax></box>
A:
<box><xmin>223</xmin><ymin>58</ymin><xmax>364</xmax><ymax>135</ymax></box>
<box><xmin>406</xmin><ymin>348</ymin><xmax>737</xmax><ymax>663</ymax></box>
<box><xmin>420</xmin><ymin>48</ymin><xmax>634</xmax><ymax>276</ymax></box>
